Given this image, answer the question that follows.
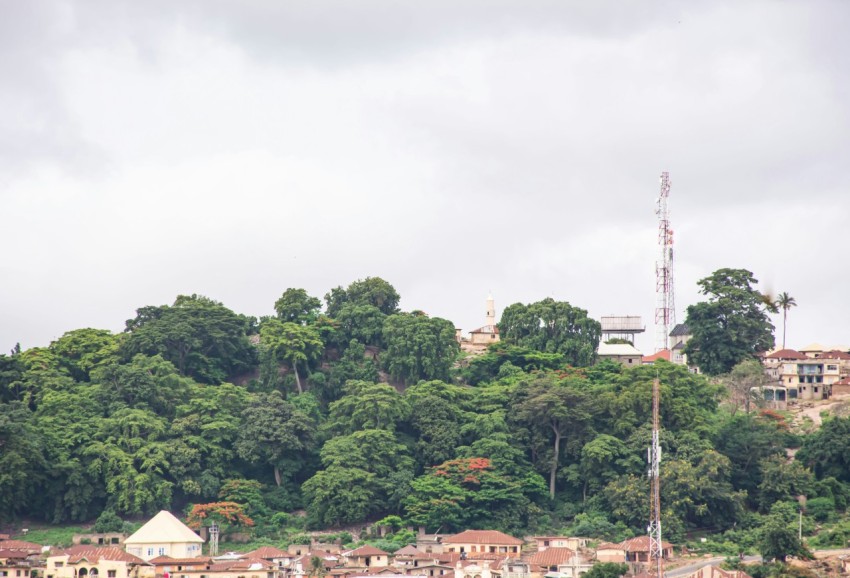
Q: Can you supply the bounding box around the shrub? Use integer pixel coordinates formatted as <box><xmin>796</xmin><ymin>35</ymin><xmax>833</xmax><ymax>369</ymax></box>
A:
<box><xmin>94</xmin><ymin>510</ymin><xmax>124</xmax><ymax>533</ymax></box>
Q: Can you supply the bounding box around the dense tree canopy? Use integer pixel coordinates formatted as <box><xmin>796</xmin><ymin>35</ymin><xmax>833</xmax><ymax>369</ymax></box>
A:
<box><xmin>684</xmin><ymin>269</ymin><xmax>775</xmax><ymax>375</ymax></box>
<box><xmin>1</xmin><ymin>273</ymin><xmax>847</xmax><ymax>557</ymax></box>
<box><xmin>498</xmin><ymin>298</ymin><xmax>601</xmax><ymax>366</ymax></box>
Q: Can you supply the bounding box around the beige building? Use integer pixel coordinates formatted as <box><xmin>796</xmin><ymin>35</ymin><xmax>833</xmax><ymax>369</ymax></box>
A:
<box><xmin>442</xmin><ymin>530</ymin><xmax>522</xmax><ymax>559</ymax></box>
<box><xmin>341</xmin><ymin>546</ymin><xmax>389</xmax><ymax>568</ymax></box>
<box><xmin>592</xmin><ymin>543</ymin><xmax>624</xmax><ymax>564</ymax></box>
<box><xmin>596</xmin><ymin>343</ymin><xmax>642</xmax><ymax>367</ymax></box>
<box><xmin>457</xmin><ymin>295</ymin><xmax>501</xmax><ymax>352</ymax></box>
<box><xmin>526</xmin><ymin>547</ymin><xmax>592</xmax><ymax>577</ymax></box>
<box><xmin>124</xmin><ymin>511</ymin><xmax>204</xmax><ymax>562</ymax></box>
<box><xmin>46</xmin><ymin>546</ymin><xmax>151</xmax><ymax>578</ymax></box>
<box><xmin>530</xmin><ymin>538</ymin><xmax>587</xmax><ymax>553</ymax></box>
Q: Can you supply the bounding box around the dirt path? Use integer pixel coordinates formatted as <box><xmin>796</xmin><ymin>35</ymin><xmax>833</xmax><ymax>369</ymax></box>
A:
<box><xmin>792</xmin><ymin>394</ymin><xmax>850</xmax><ymax>428</ymax></box>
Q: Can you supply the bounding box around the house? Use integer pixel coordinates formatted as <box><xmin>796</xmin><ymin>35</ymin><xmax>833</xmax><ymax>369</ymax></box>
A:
<box><xmin>391</xmin><ymin>546</ymin><xmax>423</xmax><ymax>569</ymax></box>
<box><xmin>124</xmin><ymin>511</ymin><xmax>204</xmax><ymax>562</ymax></box>
<box><xmin>45</xmin><ymin>546</ymin><xmax>151</xmax><ymax>578</ymax></box>
<box><xmin>618</xmin><ymin>537</ymin><xmax>672</xmax><ymax>564</ymax></box>
<box><xmin>180</xmin><ymin>558</ymin><xmax>276</xmax><ymax>578</ymax></box>
<box><xmin>0</xmin><ymin>547</ymin><xmax>41</xmax><ymax>578</ymax></box>
<box><xmin>452</xmin><ymin>560</ymin><xmax>500</xmax><ymax>578</ymax></box>
<box><xmin>592</xmin><ymin>543</ymin><xmax>624</xmax><ymax>564</ymax></box>
<box><xmin>833</xmin><ymin>376</ymin><xmax>850</xmax><ymax>396</ymax></box>
<box><xmin>526</xmin><ymin>547</ymin><xmax>592</xmax><ymax>577</ymax></box>
<box><xmin>0</xmin><ymin>542</ymin><xmax>42</xmax><ymax>556</ymax></box>
<box><xmin>596</xmin><ymin>343</ymin><xmax>642</xmax><ymax>367</ymax></box>
<box><xmin>442</xmin><ymin>531</ymin><xmax>523</xmax><ymax>558</ymax></box>
<box><xmin>246</xmin><ymin>547</ymin><xmax>294</xmax><ymax>571</ymax></box>
<box><xmin>763</xmin><ymin>349</ymin><xmax>807</xmax><ymax>381</ymax></box>
<box><xmin>342</xmin><ymin>546</ymin><xmax>389</xmax><ymax>568</ymax></box>
<box><xmin>148</xmin><ymin>555</ymin><xmax>212</xmax><ymax>577</ymax></box>
<box><xmin>668</xmin><ymin>324</ymin><xmax>692</xmax><ymax>367</ymax></box>
<box><xmin>530</xmin><ymin>538</ymin><xmax>587</xmax><ymax>553</ymax></box>
<box><xmin>458</xmin><ymin>295</ymin><xmax>501</xmax><ymax>352</ymax></box>
<box><xmin>642</xmin><ymin>350</ymin><xmax>671</xmax><ymax>365</ymax></box>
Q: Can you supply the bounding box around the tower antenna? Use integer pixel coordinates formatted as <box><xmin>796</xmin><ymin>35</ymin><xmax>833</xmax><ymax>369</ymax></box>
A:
<box><xmin>647</xmin><ymin>376</ymin><xmax>664</xmax><ymax>577</ymax></box>
<box><xmin>655</xmin><ymin>172</ymin><xmax>675</xmax><ymax>352</ymax></box>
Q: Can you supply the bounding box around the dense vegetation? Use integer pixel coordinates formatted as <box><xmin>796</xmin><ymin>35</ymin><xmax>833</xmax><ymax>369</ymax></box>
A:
<box><xmin>1</xmin><ymin>273</ymin><xmax>848</xmax><ymax>562</ymax></box>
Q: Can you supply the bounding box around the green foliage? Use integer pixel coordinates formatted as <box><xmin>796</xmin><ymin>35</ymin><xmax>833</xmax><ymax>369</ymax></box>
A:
<box><xmin>498</xmin><ymin>298</ymin><xmax>601</xmax><ymax>366</ymax></box>
<box><xmin>756</xmin><ymin>456</ymin><xmax>815</xmax><ymax>512</ymax></box>
<box><xmin>382</xmin><ymin>313</ymin><xmax>459</xmax><ymax>384</ymax></box>
<box><xmin>94</xmin><ymin>509</ymin><xmax>124</xmax><ymax>533</ymax></box>
<box><xmin>325</xmin><ymin>277</ymin><xmax>400</xmax><ymax>317</ymax></box>
<box><xmin>50</xmin><ymin>328</ymin><xmax>121</xmax><ymax>381</ymax></box>
<box><xmin>462</xmin><ymin>343</ymin><xmax>566</xmax><ymax>385</ymax></box>
<box><xmin>123</xmin><ymin>295</ymin><xmax>257</xmax><ymax>383</ymax></box>
<box><xmin>583</xmin><ymin>563</ymin><xmax>628</xmax><ymax>578</ymax></box>
<box><xmin>326</xmin><ymin>380</ymin><xmax>409</xmax><ymax>434</ymax></box>
<box><xmin>684</xmin><ymin>269</ymin><xmax>775</xmax><ymax>375</ymax></box>
<box><xmin>274</xmin><ymin>288</ymin><xmax>322</xmax><ymax>325</ymax></box>
<box><xmin>260</xmin><ymin>319</ymin><xmax>323</xmax><ymax>393</ymax></box>
<box><xmin>804</xmin><ymin>497</ymin><xmax>835</xmax><ymax>522</ymax></box>
<box><xmin>758</xmin><ymin>502</ymin><xmax>811</xmax><ymax>563</ymax></box>
<box><xmin>795</xmin><ymin>416</ymin><xmax>850</xmax><ymax>483</ymax></box>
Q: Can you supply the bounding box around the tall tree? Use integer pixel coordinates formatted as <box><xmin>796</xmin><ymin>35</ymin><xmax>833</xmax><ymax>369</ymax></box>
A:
<box><xmin>684</xmin><ymin>269</ymin><xmax>775</xmax><ymax>375</ymax></box>
<box><xmin>260</xmin><ymin>319</ymin><xmax>323</xmax><ymax>393</ymax></box>
<box><xmin>325</xmin><ymin>277</ymin><xmax>401</xmax><ymax>318</ymax></box>
<box><xmin>498</xmin><ymin>298</ymin><xmax>601</xmax><ymax>366</ymax></box>
<box><xmin>776</xmin><ymin>292</ymin><xmax>797</xmax><ymax>349</ymax></box>
<box><xmin>513</xmin><ymin>373</ymin><xmax>596</xmax><ymax>500</ymax></box>
<box><xmin>326</xmin><ymin>380</ymin><xmax>409</xmax><ymax>435</ymax></box>
<box><xmin>274</xmin><ymin>288</ymin><xmax>322</xmax><ymax>325</ymax></box>
<box><xmin>123</xmin><ymin>295</ymin><xmax>256</xmax><ymax>383</ymax></box>
<box><xmin>382</xmin><ymin>313</ymin><xmax>459</xmax><ymax>385</ymax></box>
<box><xmin>235</xmin><ymin>391</ymin><xmax>315</xmax><ymax>486</ymax></box>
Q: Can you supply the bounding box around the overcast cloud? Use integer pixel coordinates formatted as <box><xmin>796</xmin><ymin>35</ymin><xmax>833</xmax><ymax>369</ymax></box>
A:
<box><xmin>2</xmin><ymin>0</ymin><xmax>849</xmax><ymax>355</ymax></box>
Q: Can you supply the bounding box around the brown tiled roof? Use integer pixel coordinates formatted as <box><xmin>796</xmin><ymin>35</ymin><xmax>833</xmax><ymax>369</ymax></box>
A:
<box><xmin>595</xmin><ymin>542</ymin><xmax>623</xmax><ymax>550</ymax></box>
<box><xmin>527</xmin><ymin>548</ymin><xmax>574</xmax><ymax>567</ymax></box>
<box><xmin>619</xmin><ymin>536</ymin><xmax>672</xmax><ymax>552</ymax></box>
<box><xmin>0</xmin><ymin>550</ymin><xmax>32</xmax><ymax>559</ymax></box>
<box><xmin>346</xmin><ymin>545</ymin><xmax>389</xmax><ymax>557</ymax></box>
<box><xmin>643</xmin><ymin>350</ymin><xmax>671</xmax><ymax>363</ymax></box>
<box><xmin>59</xmin><ymin>546</ymin><xmax>148</xmax><ymax>565</ymax></box>
<box><xmin>392</xmin><ymin>545</ymin><xmax>422</xmax><ymax>557</ymax></box>
<box><xmin>248</xmin><ymin>546</ymin><xmax>290</xmax><ymax>559</ymax></box>
<box><xmin>820</xmin><ymin>350</ymin><xmax>850</xmax><ymax>360</ymax></box>
<box><xmin>0</xmin><ymin>541</ymin><xmax>42</xmax><ymax>553</ymax></box>
<box><xmin>834</xmin><ymin>377</ymin><xmax>850</xmax><ymax>385</ymax></box>
<box><xmin>443</xmin><ymin>530</ymin><xmax>522</xmax><ymax>546</ymax></box>
<box><xmin>765</xmin><ymin>349</ymin><xmax>807</xmax><ymax>360</ymax></box>
<box><xmin>149</xmin><ymin>556</ymin><xmax>212</xmax><ymax>565</ymax></box>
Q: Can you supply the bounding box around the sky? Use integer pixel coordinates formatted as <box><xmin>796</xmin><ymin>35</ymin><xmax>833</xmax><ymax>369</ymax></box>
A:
<box><xmin>2</xmin><ymin>0</ymin><xmax>849</xmax><ymax>355</ymax></box>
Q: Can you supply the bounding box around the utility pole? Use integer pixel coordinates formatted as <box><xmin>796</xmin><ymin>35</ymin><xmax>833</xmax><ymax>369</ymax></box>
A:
<box><xmin>647</xmin><ymin>377</ymin><xmax>664</xmax><ymax>577</ymax></box>
<box><xmin>655</xmin><ymin>172</ymin><xmax>675</xmax><ymax>352</ymax></box>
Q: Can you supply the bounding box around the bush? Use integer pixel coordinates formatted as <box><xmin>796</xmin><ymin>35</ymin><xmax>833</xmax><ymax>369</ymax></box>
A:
<box><xmin>94</xmin><ymin>510</ymin><xmax>124</xmax><ymax>533</ymax></box>
<box><xmin>805</xmin><ymin>497</ymin><xmax>835</xmax><ymax>522</ymax></box>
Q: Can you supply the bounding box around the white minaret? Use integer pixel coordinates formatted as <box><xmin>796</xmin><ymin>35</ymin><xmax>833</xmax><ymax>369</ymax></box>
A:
<box><xmin>486</xmin><ymin>293</ymin><xmax>496</xmax><ymax>328</ymax></box>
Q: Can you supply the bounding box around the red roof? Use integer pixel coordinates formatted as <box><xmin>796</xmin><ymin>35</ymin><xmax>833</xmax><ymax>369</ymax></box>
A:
<box><xmin>820</xmin><ymin>350</ymin><xmax>850</xmax><ymax>360</ymax></box>
<box><xmin>346</xmin><ymin>545</ymin><xmax>389</xmax><ymax>557</ymax></box>
<box><xmin>595</xmin><ymin>542</ymin><xmax>623</xmax><ymax>550</ymax></box>
<box><xmin>58</xmin><ymin>546</ymin><xmax>148</xmax><ymax>565</ymax></box>
<box><xmin>0</xmin><ymin>541</ymin><xmax>42</xmax><ymax>553</ymax></box>
<box><xmin>443</xmin><ymin>530</ymin><xmax>522</xmax><ymax>546</ymax></box>
<box><xmin>392</xmin><ymin>545</ymin><xmax>422</xmax><ymax>557</ymax></box>
<box><xmin>834</xmin><ymin>377</ymin><xmax>850</xmax><ymax>385</ymax></box>
<box><xmin>527</xmin><ymin>548</ymin><xmax>574</xmax><ymax>566</ymax></box>
<box><xmin>0</xmin><ymin>550</ymin><xmax>32</xmax><ymax>559</ymax></box>
<box><xmin>619</xmin><ymin>537</ymin><xmax>673</xmax><ymax>552</ymax></box>
<box><xmin>247</xmin><ymin>546</ymin><xmax>289</xmax><ymax>559</ymax></box>
<box><xmin>765</xmin><ymin>349</ymin><xmax>806</xmax><ymax>360</ymax></box>
<box><xmin>642</xmin><ymin>350</ymin><xmax>671</xmax><ymax>363</ymax></box>
<box><xmin>149</xmin><ymin>556</ymin><xmax>212</xmax><ymax>565</ymax></box>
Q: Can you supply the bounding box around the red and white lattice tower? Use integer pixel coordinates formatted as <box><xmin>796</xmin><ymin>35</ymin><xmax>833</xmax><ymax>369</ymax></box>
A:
<box><xmin>654</xmin><ymin>172</ymin><xmax>675</xmax><ymax>352</ymax></box>
<box><xmin>647</xmin><ymin>377</ymin><xmax>665</xmax><ymax>577</ymax></box>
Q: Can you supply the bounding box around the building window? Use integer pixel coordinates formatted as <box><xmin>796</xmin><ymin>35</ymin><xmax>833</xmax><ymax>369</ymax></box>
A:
<box><xmin>54</xmin><ymin>563</ymin><xmax>64</xmax><ymax>568</ymax></box>
<box><xmin>108</xmin><ymin>572</ymin><xmax>116</xmax><ymax>578</ymax></box>
<box><xmin>148</xmin><ymin>548</ymin><xmax>155</xmax><ymax>557</ymax></box>
<box><xmin>159</xmin><ymin>548</ymin><xmax>166</xmax><ymax>556</ymax></box>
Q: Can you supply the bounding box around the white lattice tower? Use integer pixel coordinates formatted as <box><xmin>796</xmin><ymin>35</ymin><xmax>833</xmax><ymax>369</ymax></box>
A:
<box><xmin>654</xmin><ymin>172</ymin><xmax>675</xmax><ymax>352</ymax></box>
<box><xmin>647</xmin><ymin>377</ymin><xmax>665</xmax><ymax>577</ymax></box>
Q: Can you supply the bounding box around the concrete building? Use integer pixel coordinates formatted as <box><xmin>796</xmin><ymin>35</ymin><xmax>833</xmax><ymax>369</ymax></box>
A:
<box><xmin>342</xmin><ymin>546</ymin><xmax>389</xmax><ymax>568</ymax></box>
<box><xmin>596</xmin><ymin>343</ymin><xmax>642</xmax><ymax>366</ymax></box>
<box><xmin>442</xmin><ymin>531</ymin><xmax>522</xmax><ymax>558</ymax></box>
<box><xmin>467</xmin><ymin>295</ymin><xmax>500</xmax><ymax>348</ymax></box>
<box><xmin>124</xmin><ymin>511</ymin><xmax>204</xmax><ymax>562</ymax></box>
<box><xmin>45</xmin><ymin>547</ymin><xmax>151</xmax><ymax>578</ymax></box>
<box><xmin>530</xmin><ymin>539</ymin><xmax>588</xmax><ymax>553</ymax></box>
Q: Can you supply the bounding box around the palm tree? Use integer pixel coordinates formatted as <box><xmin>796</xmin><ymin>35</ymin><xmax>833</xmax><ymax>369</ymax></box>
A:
<box><xmin>776</xmin><ymin>292</ymin><xmax>797</xmax><ymax>349</ymax></box>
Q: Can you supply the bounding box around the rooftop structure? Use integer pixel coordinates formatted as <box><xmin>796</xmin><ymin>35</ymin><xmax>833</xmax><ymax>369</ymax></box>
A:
<box><xmin>600</xmin><ymin>316</ymin><xmax>645</xmax><ymax>344</ymax></box>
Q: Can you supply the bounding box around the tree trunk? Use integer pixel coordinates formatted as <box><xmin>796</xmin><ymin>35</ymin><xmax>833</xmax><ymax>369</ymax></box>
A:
<box><xmin>550</xmin><ymin>427</ymin><xmax>561</xmax><ymax>500</ymax></box>
<box><xmin>783</xmin><ymin>309</ymin><xmax>788</xmax><ymax>349</ymax></box>
<box><xmin>293</xmin><ymin>364</ymin><xmax>303</xmax><ymax>394</ymax></box>
<box><xmin>274</xmin><ymin>466</ymin><xmax>282</xmax><ymax>486</ymax></box>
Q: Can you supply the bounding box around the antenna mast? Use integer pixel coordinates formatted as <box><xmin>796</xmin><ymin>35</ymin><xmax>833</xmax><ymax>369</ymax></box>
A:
<box><xmin>655</xmin><ymin>172</ymin><xmax>675</xmax><ymax>352</ymax></box>
<box><xmin>647</xmin><ymin>377</ymin><xmax>664</xmax><ymax>577</ymax></box>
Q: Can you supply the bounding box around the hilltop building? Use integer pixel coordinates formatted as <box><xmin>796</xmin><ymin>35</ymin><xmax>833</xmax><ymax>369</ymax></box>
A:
<box><xmin>457</xmin><ymin>295</ymin><xmax>500</xmax><ymax>353</ymax></box>
<box><xmin>124</xmin><ymin>511</ymin><xmax>204</xmax><ymax>562</ymax></box>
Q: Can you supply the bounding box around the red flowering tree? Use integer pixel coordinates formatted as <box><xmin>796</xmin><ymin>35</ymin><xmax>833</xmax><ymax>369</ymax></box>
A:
<box><xmin>185</xmin><ymin>501</ymin><xmax>254</xmax><ymax>534</ymax></box>
<box><xmin>404</xmin><ymin>457</ymin><xmax>538</xmax><ymax>532</ymax></box>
